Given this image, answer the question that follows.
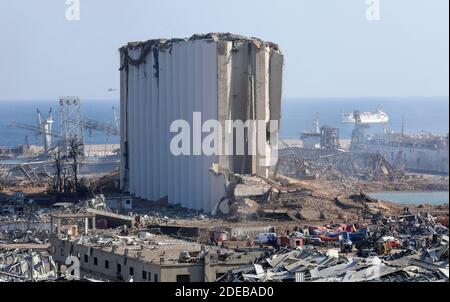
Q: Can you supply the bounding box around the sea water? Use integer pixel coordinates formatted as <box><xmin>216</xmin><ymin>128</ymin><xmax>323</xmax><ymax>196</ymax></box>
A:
<box><xmin>0</xmin><ymin>97</ymin><xmax>448</xmax><ymax>148</ymax></box>
<box><xmin>368</xmin><ymin>191</ymin><xmax>449</xmax><ymax>205</ymax></box>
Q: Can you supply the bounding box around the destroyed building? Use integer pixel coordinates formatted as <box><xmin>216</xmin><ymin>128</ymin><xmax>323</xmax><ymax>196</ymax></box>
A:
<box><xmin>0</xmin><ymin>249</ymin><xmax>57</xmax><ymax>282</ymax></box>
<box><xmin>119</xmin><ymin>33</ymin><xmax>283</xmax><ymax>213</ymax></box>
<box><xmin>50</xmin><ymin>231</ymin><xmax>264</xmax><ymax>282</ymax></box>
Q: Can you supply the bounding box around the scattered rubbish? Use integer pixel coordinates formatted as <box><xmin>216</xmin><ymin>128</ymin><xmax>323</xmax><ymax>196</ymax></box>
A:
<box><xmin>220</xmin><ymin>212</ymin><xmax>449</xmax><ymax>282</ymax></box>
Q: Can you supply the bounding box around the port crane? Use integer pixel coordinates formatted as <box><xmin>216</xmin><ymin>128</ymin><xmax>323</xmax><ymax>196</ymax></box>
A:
<box><xmin>83</xmin><ymin>106</ymin><xmax>119</xmax><ymax>137</ymax></box>
<box><xmin>10</xmin><ymin>108</ymin><xmax>57</xmax><ymax>152</ymax></box>
<box><xmin>350</xmin><ymin>110</ymin><xmax>370</xmax><ymax>150</ymax></box>
<box><xmin>84</xmin><ymin>117</ymin><xmax>119</xmax><ymax>137</ymax></box>
<box><xmin>83</xmin><ymin>106</ymin><xmax>120</xmax><ymax>155</ymax></box>
<box><xmin>10</xmin><ymin>103</ymin><xmax>120</xmax><ymax>154</ymax></box>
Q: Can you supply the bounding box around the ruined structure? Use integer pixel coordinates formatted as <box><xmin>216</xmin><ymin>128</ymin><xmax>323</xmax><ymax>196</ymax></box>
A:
<box><xmin>119</xmin><ymin>33</ymin><xmax>283</xmax><ymax>212</ymax></box>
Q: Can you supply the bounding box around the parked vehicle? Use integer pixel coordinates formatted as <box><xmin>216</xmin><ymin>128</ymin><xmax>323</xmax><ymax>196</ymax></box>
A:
<box><xmin>254</xmin><ymin>233</ymin><xmax>277</xmax><ymax>245</ymax></box>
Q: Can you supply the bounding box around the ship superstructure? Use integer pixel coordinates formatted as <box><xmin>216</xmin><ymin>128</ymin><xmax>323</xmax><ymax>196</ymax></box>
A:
<box><xmin>342</xmin><ymin>108</ymin><xmax>389</xmax><ymax>124</ymax></box>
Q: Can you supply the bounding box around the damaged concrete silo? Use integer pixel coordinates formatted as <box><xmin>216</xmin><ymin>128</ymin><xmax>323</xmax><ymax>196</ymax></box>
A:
<box><xmin>119</xmin><ymin>33</ymin><xmax>283</xmax><ymax>213</ymax></box>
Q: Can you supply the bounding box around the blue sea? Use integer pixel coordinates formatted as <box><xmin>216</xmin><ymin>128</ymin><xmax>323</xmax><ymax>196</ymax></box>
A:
<box><xmin>0</xmin><ymin>97</ymin><xmax>448</xmax><ymax>148</ymax></box>
<box><xmin>0</xmin><ymin>100</ymin><xmax>121</xmax><ymax>147</ymax></box>
<box><xmin>369</xmin><ymin>191</ymin><xmax>449</xmax><ymax>205</ymax></box>
<box><xmin>281</xmin><ymin>97</ymin><xmax>449</xmax><ymax>140</ymax></box>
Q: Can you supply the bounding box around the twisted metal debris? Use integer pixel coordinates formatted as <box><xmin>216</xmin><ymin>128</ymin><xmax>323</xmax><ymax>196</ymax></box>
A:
<box><xmin>220</xmin><ymin>213</ymin><xmax>449</xmax><ymax>282</ymax></box>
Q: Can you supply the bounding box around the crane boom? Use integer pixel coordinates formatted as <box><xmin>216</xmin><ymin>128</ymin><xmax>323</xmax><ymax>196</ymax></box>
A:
<box><xmin>9</xmin><ymin>122</ymin><xmax>63</xmax><ymax>139</ymax></box>
<box><xmin>83</xmin><ymin>118</ymin><xmax>119</xmax><ymax>136</ymax></box>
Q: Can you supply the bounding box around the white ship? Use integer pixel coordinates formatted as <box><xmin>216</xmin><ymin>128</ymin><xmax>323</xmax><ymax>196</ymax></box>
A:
<box><xmin>342</xmin><ymin>109</ymin><xmax>389</xmax><ymax>124</ymax></box>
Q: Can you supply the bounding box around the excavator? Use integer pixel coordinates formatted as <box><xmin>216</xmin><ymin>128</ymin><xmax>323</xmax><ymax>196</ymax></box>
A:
<box><xmin>355</xmin><ymin>228</ymin><xmax>391</xmax><ymax>257</ymax></box>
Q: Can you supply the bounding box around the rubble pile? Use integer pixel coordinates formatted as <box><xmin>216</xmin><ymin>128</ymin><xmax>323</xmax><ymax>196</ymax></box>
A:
<box><xmin>66</xmin><ymin>226</ymin><xmax>198</xmax><ymax>250</ymax></box>
<box><xmin>1</xmin><ymin>173</ymin><xmax>448</xmax><ymax>283</ymax></box>
<box><xmin>0</xmin><ymin>250</ymin><xmax>57</xmax><ymax>282</ymax></box>
<box><xmin>0</xmin><ymin>229</ymin><xmax>49</xmax><ymax>245</ymax></box>
<box><xmin>277</xmin><ymin>148</ymin><xmax>404</xmax><ymax>183</ymax></box>
<box><xmin>0</xmin><ymin>211</ymin><xmax>50</xmax><ymax>246</ymax></box>
<box><xmin>138</xmin><ymin>209</ymin><xmax>213</xmax><ymax>226</ymax></box>
<box><xmin>219</xmin><ymin>174</ymin><xmax>312</xmax><ymax>222</ymax></box>
<box><xmin>374</xmin><ymin>212</ymin><xmax>448</xmax><ymax>236</ymax></box>
<box><xmin>69</xmin><ymin>229</ymin><xmax>162</xmax><ymax>248</ymax></box>
<box><xmin>222</xmin><ymin>247</ymin><xmax>448</xmax><ymax>282</ymax></box>
<box><xmin>220</xmin><ymin>212</ymin><xmax>449</xmax><ymax>282</ymax></box>
<box><xmin>0</xmin><ymin>212</ymin><xmax>46</xmax><ymax>224</ymax></box>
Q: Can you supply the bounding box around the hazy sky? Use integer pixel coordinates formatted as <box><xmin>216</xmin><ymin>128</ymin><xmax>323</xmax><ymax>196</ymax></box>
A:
<box><xmin>0</xmin><ymin>0</ymin><xmax>448</xmax><ymax>100</ymax></box>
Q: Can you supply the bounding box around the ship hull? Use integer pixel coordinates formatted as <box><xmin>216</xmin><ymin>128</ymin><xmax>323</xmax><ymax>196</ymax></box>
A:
<box><xmin>360</xmin><ymin>144</ymin><xmax>449</xmax><ymax>175</ymax></box>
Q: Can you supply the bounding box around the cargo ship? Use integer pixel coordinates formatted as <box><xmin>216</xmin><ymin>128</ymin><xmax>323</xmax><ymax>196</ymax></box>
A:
<box><xmin>359</xmin><ymin>131</ymin><xmax>449</xmax><ymax>175</ymax></box>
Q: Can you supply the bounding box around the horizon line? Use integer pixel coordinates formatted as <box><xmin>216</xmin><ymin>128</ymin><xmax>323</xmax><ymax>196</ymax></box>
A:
<box><xmin>0</xmin><ymin>95</ymin><xmax>448</xmax><ymax>102</ymax></box>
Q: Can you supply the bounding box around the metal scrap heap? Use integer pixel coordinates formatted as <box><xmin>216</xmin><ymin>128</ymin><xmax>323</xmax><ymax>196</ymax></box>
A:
<box><xmin>220</xmin><ymin>213</ymin><xmax>449</xmax><ymax>282</ymax></box>
<box><xmin>0</xmin><ymin>250</ymin><xmax>57</xmax><ymax>282</ymax></box>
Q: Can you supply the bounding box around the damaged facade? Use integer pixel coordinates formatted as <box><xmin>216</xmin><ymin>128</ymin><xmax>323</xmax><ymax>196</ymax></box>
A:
<box><xmin>119</xmin><ymin>33</ymin><xmax>283</xmax><ymax>213</ymax></box>
<box><xmin>50</xmin><ymin>231</ymin><xmax>263</xmax><ymax>282</ymax></box>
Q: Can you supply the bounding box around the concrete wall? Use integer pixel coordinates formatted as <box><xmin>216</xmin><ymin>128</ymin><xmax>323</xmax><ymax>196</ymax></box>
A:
<box><xmin>160</xmin><ymin>264</ymin><xmax>204</xmax><ymax>282</ymax></box>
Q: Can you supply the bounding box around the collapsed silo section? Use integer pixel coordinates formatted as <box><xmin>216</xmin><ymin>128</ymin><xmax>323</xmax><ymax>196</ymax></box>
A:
<box><xmin>214</xmin><ymin>36</ymin><xmax>283</xmax><ymax>178</ymax></box>
<box><xmin>119</xmin><ymin>33</ymin><xmax>283</xmax><ymax>213</ymax></box>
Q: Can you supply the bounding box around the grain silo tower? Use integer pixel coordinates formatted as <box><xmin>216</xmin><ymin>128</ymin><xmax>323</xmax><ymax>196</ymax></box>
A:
<box><xmin>119</xmin><ymin>33</ymin><xmax>283</xmax><ymax>212</ymax></box>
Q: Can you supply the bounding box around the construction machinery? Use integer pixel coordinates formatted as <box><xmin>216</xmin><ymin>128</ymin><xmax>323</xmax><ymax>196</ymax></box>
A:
<box><xmin>355</xmin><ymin>228</ymin><xmax>388</xmax><ymax>257</ymax></box>
<box><xmin>374</xmin><ymin>240</ymin><xmax>393</xmax><ymax>256</ymax></box>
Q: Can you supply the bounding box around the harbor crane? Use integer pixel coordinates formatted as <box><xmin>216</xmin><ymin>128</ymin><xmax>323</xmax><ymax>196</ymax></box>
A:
<box><xmin>84</xmin><ymin>117</ymin><xmax>119</xmax><ymax>137</ymax></box>
<box><xmin>10</xmin><ymin>99</ymin><xmax>120</xmax><ymax>155</ymax></box>
<box><xmin>350</xmin><ymin>111</ymin><xmax>370</xmax><ymax>150</ymax></box>
<box><xmin>10</xmin><ymin>108</ymin><xmax>57</xmax><ymax>152</ymax></box>
<box><xmin>84</xmin><ymin>105</ymin><xmax>119</xmax><ymax>137</ymax></box>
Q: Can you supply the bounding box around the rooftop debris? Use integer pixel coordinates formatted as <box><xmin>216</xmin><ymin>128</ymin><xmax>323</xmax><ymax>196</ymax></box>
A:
<box><xmin>0</xmin><ymin>249</ymin><xmax>57</xmax><ymax>282</ymax></box>
<box><xmin>120</xmin><ymin>32</ymin><xmax>281</xmax><ymax>71</ymax></box>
